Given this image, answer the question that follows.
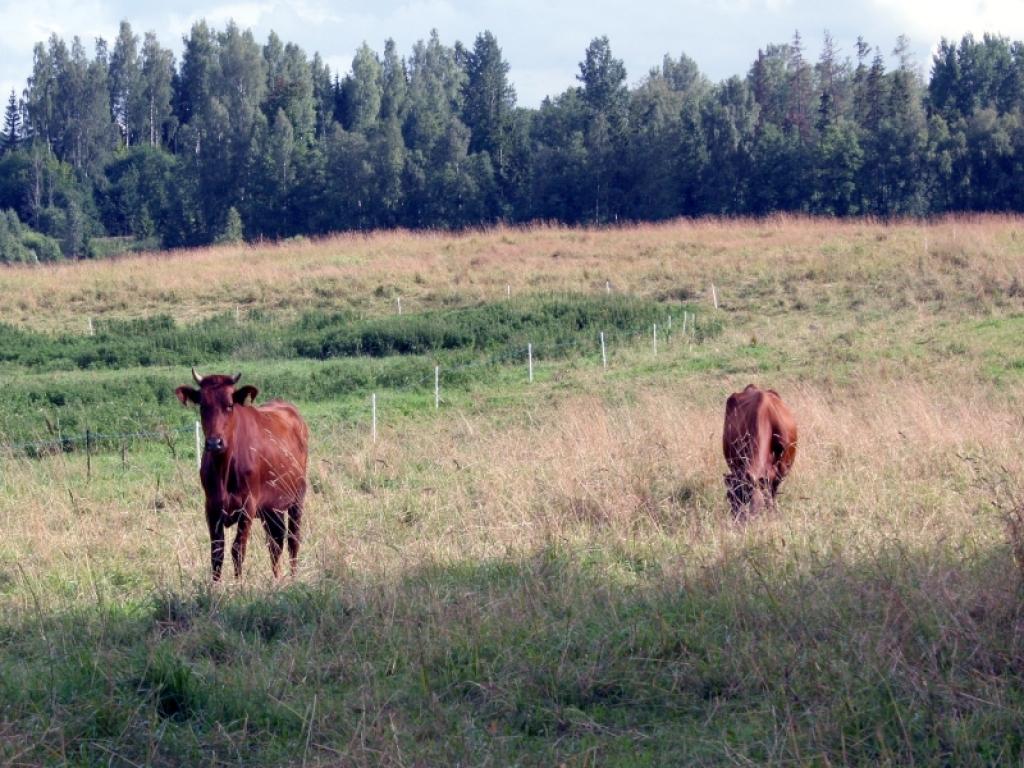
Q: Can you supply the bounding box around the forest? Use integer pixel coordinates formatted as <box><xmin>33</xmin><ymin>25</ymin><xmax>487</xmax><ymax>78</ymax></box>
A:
<box><xmin>0</xmin><ymin>22</ymin><xmax>1022</xmax><ymax>260</ymax></box>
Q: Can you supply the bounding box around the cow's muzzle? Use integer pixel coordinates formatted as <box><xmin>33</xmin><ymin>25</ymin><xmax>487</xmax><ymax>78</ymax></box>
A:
<box><xmin>205</xmin><ymin>437</ymin><xmax>226</xmax><ymax>453</ymax></box>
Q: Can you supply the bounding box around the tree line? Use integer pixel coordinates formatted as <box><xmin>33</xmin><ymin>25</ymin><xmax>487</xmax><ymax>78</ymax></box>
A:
<box><xmin>1</xmin><ymin>22</ymin><xmax>1023</xmax><ymax>261</ymax></box>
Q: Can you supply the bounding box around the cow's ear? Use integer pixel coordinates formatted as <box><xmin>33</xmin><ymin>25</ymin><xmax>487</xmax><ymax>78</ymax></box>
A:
<box><xmin>175</xmin><ymin>386</ymin><xmax>199</xmax><ymax>406</ymax></box>
<box><xmin>233</xmin><ymin>385</ymin><xmax>259</xmax><ymax>405</ymax></box>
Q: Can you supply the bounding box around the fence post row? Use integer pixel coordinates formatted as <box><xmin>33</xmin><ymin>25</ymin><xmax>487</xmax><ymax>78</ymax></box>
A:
<box><xmin>4</xmin><ymin>308</ymin><xmax>723</xmax><ymax>458</ymax></box>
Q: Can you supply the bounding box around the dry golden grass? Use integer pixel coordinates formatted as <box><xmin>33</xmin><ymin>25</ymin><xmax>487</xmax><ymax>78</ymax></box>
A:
<box><xmin>5</xmin><ymin>372</ymin><xmax>1017</xmax><ymax>610</ymax></box>
<box><xmin>4</xmin><ymin>214</ymin><xmax>1024</xmax><ymax>331</ymax></box>
<box><xmin>5</xmin><ymin>216</ymin><xmax>1024</xmax><ymax>764</ymax></box>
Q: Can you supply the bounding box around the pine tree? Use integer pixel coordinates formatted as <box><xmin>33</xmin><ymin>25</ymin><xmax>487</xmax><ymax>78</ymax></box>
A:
<box><xmin>380</xmin><ymin>39</ymin><xmax>408</xmax><ymax>123</ymax></box>
<box><xmin>405</xmin><ymin>31</ymin><xmax>465</xmax><ymax>154</ymax></box>
<box><xmin>748</xmin><ymin>45</ymin><xmax>789</xmax><ymax>130</ymax></box>
<box><xmin>140</xmin><ymin>32</ymin><xmax>174</xmax><ymax>147</ymax></box>
<box><xmin>577</xmin><ymin>36</ymin><xmax>627</xmax><ymax>119</ymax></box>
<box><xmin>1</xmin><ymin>90</ymin><xmax>21</xmax><ymax>153</ymax></box>
<box><xmin>577</xmin><ymin>37</ymin><xmax>629</xmax><ymax>221</ymax></box>
<box><xmin>310</xmin><ymin>53</ymin><xmax>335</xmax><ymax>138</ymax></box>
<box><xmin>462</xmin><ymin>31</ymin><xmax>515</xmax><ymax>166</ymax></box>
<box><xmin>48</xmin><ymin>36</ymin><xmax>116</xmax><ymax>176</ymax></box>
<box><xmin>785</xmin><ymin>31</ymin><xmax>814</xmax><ymax>142</ymax></box>
<box><xmin>263</xmin><ymin>33</ymin><xmax>315</xmax><ymax>141</ymax></box>
<box><xmin>25</xmin><ymin>38</ymin><xmax>58</xmax><ymax>151</ymax></box>
<box><xmin>864</xmin><ymin>48</ymin><xmax>888</xmax><ymax>133</ymax></box>
<box><xmin>175</xmin><ymin>21</ymin><xmax>216</xmax><ymax>134</ymax></box>
<box><xmin>344</xmin><ymin>43</ymin><xmax>383</xmax><ymax>134</ymax></box>
<box><xmin>216</xmin><ymin>206</ymin><xmax>244</xmax><ymax>243</ymax></box>
<box><xmin>816</xmin><ymin>31</ymin><xmax>839</xmax><ymax>133</ymax></box>
<box><xmin>109</xmin><ymin>21</ymin><xmax>141</xmax><ymax>146</ymax></box>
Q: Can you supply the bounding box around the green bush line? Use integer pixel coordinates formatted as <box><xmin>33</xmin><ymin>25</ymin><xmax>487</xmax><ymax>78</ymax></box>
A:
<box><xmin>0</xmin><ymin>299</ymin><xmax>723</xmax><ymax>454</ymax></box>
<box><xmin>0</xmin><ymin>294</ymin><xmax>702</xmax><ymax>373</ymax></box>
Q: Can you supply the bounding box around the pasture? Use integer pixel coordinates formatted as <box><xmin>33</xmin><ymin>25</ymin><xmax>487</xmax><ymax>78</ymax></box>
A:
<box><xmin>3</xmin><ymin>217</ymin><xmax>1024</xmax><ymax>765</ymax></box>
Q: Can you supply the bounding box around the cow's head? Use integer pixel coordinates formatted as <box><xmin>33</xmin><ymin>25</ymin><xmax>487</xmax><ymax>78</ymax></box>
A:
<box><xmin>175</xmin><ymin>368</ymin><xmax>259</xmax><ymax>454</ymax></box>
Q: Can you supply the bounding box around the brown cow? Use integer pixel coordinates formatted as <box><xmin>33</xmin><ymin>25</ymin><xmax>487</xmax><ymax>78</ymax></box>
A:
<box><xmin>722</xmin><ymin>384</ymin><xmax>797</xmax><ymax>518</ymax></box>
<box><xmin>175</xmin><ymin>369</ymin><xmax>309</xmax><ymax>580</ymax></box>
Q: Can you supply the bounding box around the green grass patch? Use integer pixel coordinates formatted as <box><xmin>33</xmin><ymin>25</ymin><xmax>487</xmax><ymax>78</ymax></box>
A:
<box><xmin>2</xmin><ymin>542</ymin><xmax>1022</xmax><ymax>765</ymax></box>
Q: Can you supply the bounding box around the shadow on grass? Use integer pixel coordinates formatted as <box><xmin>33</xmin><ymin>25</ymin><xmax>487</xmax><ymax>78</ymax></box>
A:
<box><xmin>2</xmin><ymin>538</ymin><xmax>1024</xmax><ymax>766</ymax></box>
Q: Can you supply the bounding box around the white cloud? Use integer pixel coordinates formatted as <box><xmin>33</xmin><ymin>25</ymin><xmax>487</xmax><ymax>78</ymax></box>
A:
<box><xmin>0</xmin><ymin>79</ymin><xmax>17</xmax><ymax>101</ymax></box>
<box><xmin>324</xmin><ymin>53</ymin><xmax>352</xmax><ymax>78</ymax></box>
<box><xmin>869</xmin><ymin>0</ymin><xmax>1024</xmax><ymax>42</ymax></box>
<box><xmin>714</xmin><ymin>0</ymin><xmax>796</xmax><ymax>14</ymax></box>
<box><xmin>179</xmin><ymin>2</ymin><xmax>275</xmax><ymax>30</ymax></box>
<box><xmin>0</xmin><ymin>0</ymin><xmax>117</xmax><ymax>52</ymax></box>
<box><xmin>211</xmin><ymin>2</ymin><xmax>273</xmax><ymax>28</ymax></box>
<box><xmin>514</xmin><ymin>67</ymin><xmax>577</xmax><ymax>105</ymax></box>
<box><xmin>285</xmin><ymin>0</ymin><xmax>343</xmax><ymax>26</ymax></box>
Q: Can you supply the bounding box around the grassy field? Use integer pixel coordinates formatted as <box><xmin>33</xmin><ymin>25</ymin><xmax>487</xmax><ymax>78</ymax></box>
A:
<box><xmin>3</xmin><ymin>216</ymin><xmax>1024</xmax><ymax>765</ymax></box>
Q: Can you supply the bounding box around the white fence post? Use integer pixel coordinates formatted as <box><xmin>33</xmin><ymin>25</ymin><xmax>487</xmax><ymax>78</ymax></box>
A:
<box><xmin>194</xmin><ymin>421</ymin><xmax>201</xmax><ymax>470</ymax></box>
<box><xmin>600</xmin><ymin>332</ymin><xmax>607</xmax><ymax>369</ymax></box>
<box><xmin>434</xmin><ymin>366</ymin><xmax>440</xmax><ymax>410</ymax></box>
<box><xmin>372</xmin><ymin>393</ymin><xmax>377</xmax><ymax>443</ymax></box>
<box><xmin>507</xmin><ymin>284</ymin><xmax>511</xmax><ymax>298</ymax></box>
<box><xmin>682</xmin><ymin>312</ymin><xmax>688</xmax><ymax>335</ymax></box>
<box><xmin>88</xmin><ymin>317</ymin><xmax>94</xmax><ymax>336</ymax></box>
<box><xmin>397</xmin><ymin>296</ymin><xmax>402</xmax><ymax>315</ymax></box>
<box><xmin>528</xmin><ymin>343</ymin><xmax>533</xmax><ymax>383</ymax></box>
<box><xmin>711</xmin><ymin>284</ymin><xmax>718</xmax><ymax>309</ymax></box>
<box><xmin>605</xmin><ymin>280</ymin><xmax>611</xmax><ymax>295</ymax></box>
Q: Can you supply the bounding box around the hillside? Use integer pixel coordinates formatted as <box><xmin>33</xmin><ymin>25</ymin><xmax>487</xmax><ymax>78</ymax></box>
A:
<box><xmin>2</xmin><ymin>217</ymin><xmax>1024</xmax><ymax>765</ymax></box>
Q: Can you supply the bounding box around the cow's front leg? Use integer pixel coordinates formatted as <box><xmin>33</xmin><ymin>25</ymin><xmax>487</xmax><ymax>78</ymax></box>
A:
<box><xmin>231</xmin><ymin>502</ymin><xmax>256</xmax><ymax>579</ymax></box>
<box><xmin>206</xmin><ymin>503</ymin><xmax>226</xmax><ymax>581</ymax></box>
<box><xmin>750</xmin><ymin>478</ymin><xmax>771</xmax><ymax>517</ymax></box>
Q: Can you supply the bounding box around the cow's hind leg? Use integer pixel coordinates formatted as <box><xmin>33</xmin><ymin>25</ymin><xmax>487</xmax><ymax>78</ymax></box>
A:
<box><xmin>262</xmin><ymin>508</ymin><xmax>286</xmax><ymax>578</ymax></box>
<box><xmin>286</xmin><ymin>503</ymin><xmax>303</xmax><ymax>576</ymax></box>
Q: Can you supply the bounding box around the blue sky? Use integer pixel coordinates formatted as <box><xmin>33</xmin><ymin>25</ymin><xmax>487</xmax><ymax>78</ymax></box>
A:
<box><xmin>1</xmin><ymin>0</ymin><xmax>1023</xmax><ymax>108</ymax></box>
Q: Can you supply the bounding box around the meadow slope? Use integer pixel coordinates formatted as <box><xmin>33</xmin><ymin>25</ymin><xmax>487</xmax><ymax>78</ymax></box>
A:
<box><xmin>3</xmin><ymin>217</ymin><xmax>1024</xmax><ymax>765</ymax></box>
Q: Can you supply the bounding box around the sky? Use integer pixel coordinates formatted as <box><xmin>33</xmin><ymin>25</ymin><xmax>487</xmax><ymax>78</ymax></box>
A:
<box><xmin>1</xmin><ymin>0</ymin><xmax>1024</xmax><ymax>110</ymax></box>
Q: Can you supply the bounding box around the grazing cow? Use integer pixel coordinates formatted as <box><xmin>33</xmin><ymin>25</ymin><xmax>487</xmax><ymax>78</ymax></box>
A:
<box><xmin>722</xmin><ymin>384</ymin><xmax>797</xmax><ymax>518</ymax></box>
<box><xmin>175</xmin><ymin>369</ymin><xmax>309</xmax><ymax>580</ymax></box>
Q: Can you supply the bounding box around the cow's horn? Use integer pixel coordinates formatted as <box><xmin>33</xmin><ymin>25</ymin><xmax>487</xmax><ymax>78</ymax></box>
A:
<box><xmin>232</xmin><ymin>372</ymin><xmax>242</xmax><ymax>384</ymax></box>
<box><xmin>192</xmin><ymin>367</ymin><xmax>203</xmax><ymax>384</ymax></box>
